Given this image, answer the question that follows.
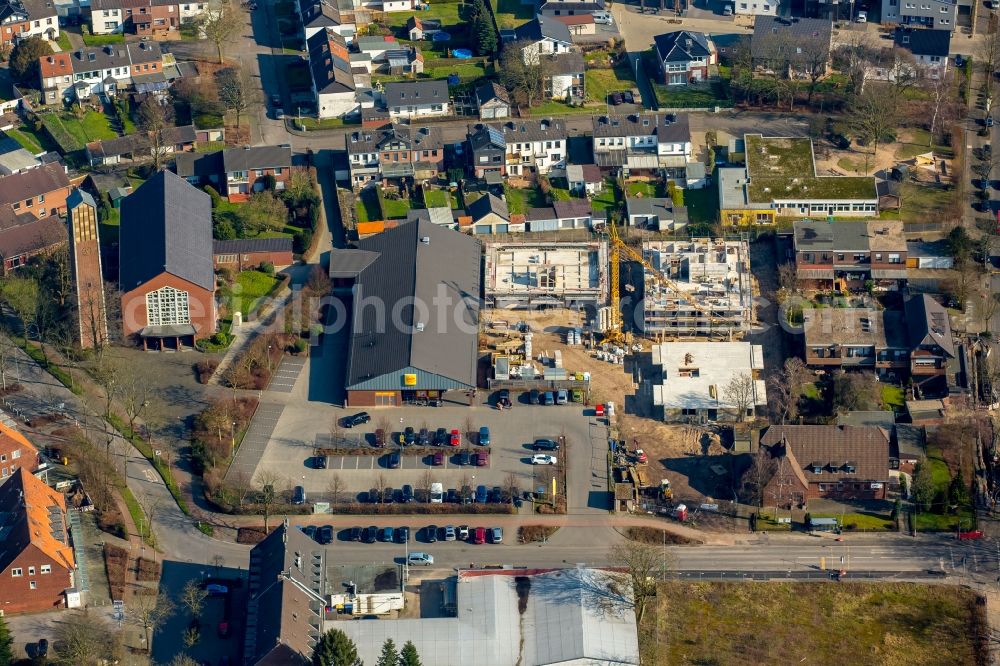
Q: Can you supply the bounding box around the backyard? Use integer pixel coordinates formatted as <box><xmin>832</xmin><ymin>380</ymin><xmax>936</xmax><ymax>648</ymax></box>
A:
<box><xmin>585</xmin><ymin>62</ymin><xmax>637</xmax><ymax>105</ymax></box>
<box><xmin>220</xmin><ymin>270</ymin><xmax>284</xmax><ymax>320</ymax></box>
<box><xmin>81</xmin><ymin>32</ymin><xmax>125</xmax><ymax>47</ymax></box>
<box><xmin>354</xmin><ymin>187</ymin><xmax>412</xmax><ymax>222</ymax></box>
<box><xmin>642</xmin><ymin>582</ymin><xmax>985</xmax><ymax>665</ymax></box>
<box><xmin>490</xmin><ymin>0</ymin><xmax>534</xmax><ymax>28</ymax></box>
<box><xmin>39</xmin><ymin>110</ymin><xmax>118</xmax><ymax>152</ymax></box>
<box><xmin>503</xmin><ymin>182</ymin><xmax>546</xmax><ymax>214</ymax></box>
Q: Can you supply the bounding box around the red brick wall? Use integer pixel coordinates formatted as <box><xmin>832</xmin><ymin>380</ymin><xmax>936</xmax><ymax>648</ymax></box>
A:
<box><xmin>0</xmin><ymin>545</ymin><xmax>72</xmax><ymax>614</ymax></box>
<box><xmin>0</xmin><ymin>441</ymin><xmax>37</xmax><ymax>479</ymax></box>
<box><xmin>11</xmin><ymin>186</ymin><xmax>71</xmax><ymax>221</ymax></box>
<box><xmin>120</xmin><ymin>272</ymin><xmax>216</xmax><ymax>340</ymax></box>
<box><xmin>347</xmin><ymin>390</ymin><xmax>400</xmax><ymax>407</ymax></box>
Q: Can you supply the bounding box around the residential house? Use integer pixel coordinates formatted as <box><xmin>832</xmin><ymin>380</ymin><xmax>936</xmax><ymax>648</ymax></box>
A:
<box><xmin>537</xmin><ymin>0</ymin><xmax>606</xmax><ymax>17</ymax></box>
<box><xmin>0</xmin><ymin>0</ymin><xmax>59</xmax><ymax>48</ymax></box>
<box><xmin>882</xmin><ymin>0</ymin><xmax>957</xmax><ymax>30</ymax></box>
<box><xmin>591</xmin><ymin>113</ymin><xmax>691</xmax><ymax>178</ymax></box>
<box><xmin>85</xmin><ymin>124</ymin><xmax>196</xmax><ymax>166</ymax></box>
<box><xmin>175</xmin><ymin>145</ymin><xmax>293</xmax><ymax>201</ymax></box>
<box><xmin>297</xmin><ymin>0</ymin><xmax>355</xmax><ymax>41</ymax></box>
<box><xmin>527</xmin><ymin>199</ymin><xmax>594</xmax><ymax>231</ymax></box>
<box><xmin>552</xmin><ymin>13</ymin><xmax>596</xmax><ymax>38</ymax></box>
<box><xmin>476</xmin><ymin>81</ymin><xmax>511</xmax><ymax>120</ymax></box>
<box><xmin>0</xmin><ymin>422</ymin><xmax>38</xmax><ymax>479</ymax></box>
<box><xmin>38</xmin><ymin>52</ymin><xmax>73</xmax><ymax>106</ymax></box>
<box><xmin>119</xmin><ymin>170</ymin><xmax>216</xmax><ymax>349</ymax></box>
<box><xmin>792</xmin><ymin>219</ymin><xmax>907</xmax><ymax>291</ymax></box>
<box><xmin>384</xmin><ymin>80</ymin><xmax>450</xmax><ymax>120</ymax></box>
<box><xmin>545</xmin><ymin>51</ymin><xmax>585</xmax><ymax>100</ymax></box>
<box><xmin>0</xmin><ymin>162</ymin><xmax>71</xmax><ymax>220</ymax></box>
<box><xmin>468</xmin><ymin>193</ymin><xmax>519</xmax><ymax>234</ymax></box>
<box><xmin>651</xmin><ymin>341</ymin><xmax>767</xmax><ymax>421</ymax></box>
<box><xmin>0</xmin><ymin>467</ymin><xmax>76</xmax><ymax>614</ymax></box>
<box><xmin>89</xmin><ymin>0</ymin><xmax>205</xmax><ymax>35</ymax></box>
<box><xmin>652</xmin><ymin>31</ymin><xmax>716</xmax><ymax>85</ymax></box>
<box><xmin>567</xmin><ymin>163</ymin><xmax>604</xmax><ymax>195</ymax></box>
<box><xmin>405</xmin><ymin>15</ymin><xmax>440</xmax><ymax>40</ymax></box>
<box><xmin>213</xmin><ymin>238</ymin><xmax>294</xmax><ymax>271</ymax></box>
<box><xmin>894</xmin><ymin>27</ymin><xmax>950</xmax><ymax>77</ymax></box>
<box><xmin>904</xmin><ymin>293</ymin><xmax>956</xmax><ymax>395</ymax></box>
<box><xmin>468</xmin><ymin>123</ymin><xmax>506</xmax><ymax>179</ymax></box>
<box><xmin>377</xmin><ymin>0</ymin><xmax>419</xmax><ymax>11</ymax></box>
<box><xmin>733</xmin><ymin>0</ymin><xmax>778</xmax><ymax>16</ymax></box>
<box><xmin>307</xmin><ymin>28</ymin><xmax>359</xmax><ymax>119</ymax></box>
<box><xmin>625</xmin><ymin>197</ymin><xmax>688</xmax><ymax>231</ymax></box>
<box><xmin>384</xmin><ymin>47</ymin><xmax>423</xmax><ymax>76</ymax></box>
<box><xmin>41</xmin><ymin>42</ymin><xmax>167</xmax><ymax>103</ymax></box>
<box><xmin>0</xmin><ymin>206</ymin><xmax>65</xmax><ymax>274</ymax></box>
<box><xmin>755</xmin><ymin>425</ymin><xmax>891</xmax><ymax>507</ymax></box>
<box><xmin>67</xmin><ymin>190</ymin><xmax>109</xmax><ymax>350</ymax></box>
<box><xmin>356</xmin><ymin>35</ymin><xmax>400</xmax><ymax>62</ymax></box>
<box><xmin>345</xmin><ymin>124</ymin><xmax>443</xmax><ymax>188</ymax></box>
<box><xmin>329</xmin><ymin>219</ymin><xmax>480</xmax><ymax>407</ymax></box>
<box><xmin>500</xmin><ymin>118</ymin><xmax>566</xmax><ymax>176</ymax></box>
<box><xmin>802</xmin><ymin>307</ymin><xmax>910</xmax><ymax>377</ymax></box>
<box><xmin>751</xmin><ymin>17</ymin><xmax>833</xmax><ymax>79</ymax></box>
<box><xmin>512</xmin><ymin>16</ymin><xmax>572</xmax><ymax>65</ymax></box>
<box><xmin>719</xmin><ymin>135</ymin><xmax>878</xmax><ymax>225</ymax></box>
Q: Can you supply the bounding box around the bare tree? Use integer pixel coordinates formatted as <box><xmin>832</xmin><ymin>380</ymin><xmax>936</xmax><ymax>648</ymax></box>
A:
<box><xmin>183</xmin><ymin>626</ymin><xmax>200</xmax><ymax>648</ymax></box>
<box><xmin>849</xmin><ymin>85</ymin><xmax>899</xmax><ymax>160</ymax></box>
<box><xmin>92</xmin><ymin>357</ymin><xmax>122</xmax><ymax>418</ymax></box>
<box><xmin>136</xmin><ymin>96</ymin><xmax>171</xmax><ymax>170</ymax></box>
<box><xmin>609</xmin><ymin>541</ymin><xmax>671</xmax><ymax>623</ymax></box>
<box><xmin>254</xmin><ymin>469</ymin><xmax>284</xmax><ymax>532</ymax></box>
<box><xmin>463</xmin><ymin>415</ymin><xmax>474</xmax><ymax>444</ymax></box>
<box><xmin>723</xmin><ymin>372</ymin><xmax>756</xmax><ymax>422</ymax></box>
<box><xmin>216</xmin><ymin>66</ymin><xmax>257</xmax><ymax>131</ymax></box>
<box><xmin>500</xmin><ymin>40</ymin><xmax>552</xmax><ymax>107</ymax></box>
<box><xmin>418</xmin><ymin>470</ymin><xmax>433</xmax><ymax>497</ymax></box>
<box><xmin>119</xmin><ymin>363</ymin><xmax>152</xmax><ymax>435</ymax></box>
<box><xmin>0</xmin><ymin>336</ymin><xmax>15</xmax><ymax>390</ymax></box>
<box><xmin>740</xmin><ymin>447</ymin><xmax>777</xmax><ymax>507</ymax></box>
<box><xmin>180</xmin><ymin>580</ymin><xmax>208</xmax><ymax>619</ymax></box>
<box><xmin>129</xmin><ymin>591</ymin><xmax>175</xmax><ymax>652</ymax></box>
<box><xmin>374</xmin><ymin>472</ymin><xmax>387</xmax><ymax>499</ymax></box>
<box><xmin>329</xmin><ymin>416</ymin><xmax>344</xmax><ymax>448</ymax></box>
<box><xmin>137</xmin><ymin>496</ymin><xmax>160</xmax><ymax>544</ymax></box>
<box><xmin>326</xmin><ymin>472</ymin><xmax>344</xmax><ymax>503</ymax></box>
<box><xmin>504</xmin><ymin>472</ymin><xmax>520</xmax><ymax>502</ymax></box>
<box><xmin>976</xmin><ymin>28</ymin><xmax>1000</xmax><ymax>103</ymax></box>
<box><xmin>168</xmin><ymin>656</ymin><xmax>201</xmax><ymax>666</ymax></box>
<box><xmin>51</xmin><ymin>610</ymin><xmax>123</xmax><ymax>666</ymax></box>
<box><xmin>767</xmin><ymin>358</ymin><xmax>810</xmax><ymax>424</ymax></box>
<box><xmin>198</xmin><ymin>3</ymin><xmax>242</xmax><ymax>63</ymax></box>
<box><xmin>923</xmin><ymin>69</ymin><xmax>960</xmax><ymax>143</ymax></box>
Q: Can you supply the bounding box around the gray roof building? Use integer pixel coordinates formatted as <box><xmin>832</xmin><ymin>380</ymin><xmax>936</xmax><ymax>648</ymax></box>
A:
<box><xmin>384</xmin><ymin>80</ymin><xmax>449</xmax><ymax>110</ymax></box>
<box><xmin>307</xmin><ymin>28</ymin><xmax>355</xmax><ymax>94</ymax></box>
<box><xmin>653</xmin><ymin>30</ymin><xmax>713</xmax><ymax>63</ymax></box>
<box><xmin>904</xmin><ymin>293</ymin><xmax>955</xmax><ymax>358</ymax></box>
<box><xmin>119</xmin><ymin>170</ymin><xmax>214</xmax><ymax>293</ymax></box>
<box><xmin>467</xmin><ymin>193</ymin><xmax>509</xmax><ymax>222</ymax></box>
<box><xmin>751</xmin><ymin>17</ymin><xmax>833</xmax><ymax>68</ymax></box>
<box><xmin>499</xmin><ymin>118</ymin><xmax>566</xmax><ymax>143</ymax></box>
<box><xmin>213</xmin><ymin>237</ymin><xmax>294</xmax><ymax>254</ymax></box>
<box><xmin>330</xmin><ymin>219</ymin><xmax>481</xmax><ymax>393</ymax></box>
<box><xmin>894</xmin><ymin>27</ymin><xmax>951</xmax><ymax>57</ymax></box>
<box><xmin>175</xmin><ymin>145</ymin><xmax>292</xmax><ymax>180</ymax></box>
<box><xmin>592</xmin><ymin>113</ymin><xmax>690</xmax><ymax>141</ymax></box>
<box><xmin>513</xmin><ymin>15</ymin><xmax>572</xmax><ymax>44</ymax></box>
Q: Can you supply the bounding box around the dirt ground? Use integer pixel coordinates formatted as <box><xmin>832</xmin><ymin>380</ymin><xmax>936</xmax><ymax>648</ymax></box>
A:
<box><xmin>813</xmin><ymin>128</ymin><xmax>952</xmax><ymax>181</ymax></box>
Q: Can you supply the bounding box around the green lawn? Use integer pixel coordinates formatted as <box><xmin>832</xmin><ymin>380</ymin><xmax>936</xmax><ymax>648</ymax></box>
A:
<box><xmin>642</xmin><ymin>51</ymin><xmax>732</xmax><ymax>109</ymax></box>
<box><xmin>46</xmin><ymin>110</ymin><xmax>118</xmax><ymax>147</ymax></box>
<box><xmin>503</xmin><ymin>183</ymin><xmax>546</xmax><ymax>214</ymax></box>
<box><xmin>683</xmin><ymin>183</ymin><xmax>719</xmax><ymax>226</ymax></box>
<box><xmin>196</xmin><ymin>141</ymin><xmax>226</xmax><ymax>153</ymax></box>
<box><xmin>585</xmin><ymin>64</ymin><xmax>637</xmax><ymax>105</ymax></box>
<box><xmin>423</xmin><ymin>189</ymin><xmax>451</xmax><ymax>208</ymax></box>
<box><xmin>355</xmin><ymin>189</ymin><xmax>380</xmax><ymax>223</ymax></box>
<box><xmin>380</xmin><ymin>192</ymin><xmax>411</xmax><ymax>219</ymax></box>
<box><xmin>491</xmin><ymin>0</ymin><xmax>534</xmax><ymax>28</ymax></box>
<box><xmin>812</xmin><ymin>512</ymin><xmax>895</xmax><ymax>531</ymax></box>
<box><xmin>590</xmin><ymin>178</ymin><xmax>620</xmax><ymax>213</ymax></box>
<box><xmin>386</xmin><ymin>0</ymin><xmax>465</xmax><ymax>27</ymax></box>
<box><xmin>915</xmin><ymin>506</ymin><xmax>976</xmax><ymax>531</ymax></box>
<box><xmin>528</xmin><ymin>101</ymin><xmax>594</xmax><ymax>116</ymax></box>
<box><xmin>55</xmin><ymin>31</ymin><xmax>73</xmax><ymax>51</ymax></box>
<box><xmin>881</xmin><ymin>384</ymin><xmax>905</xmax><ymax>410</ymax></box>
<box><xmin>82</xmin><ymin>33</ymin><xmax>124</xmax><ymax>46</ymax></box>
<box><xmin>223</xmin><ymin>270</ymin><xmax>283</xmax><ymax>319</ymax></box>
<box><xmin>626</xmin><ymin>181</ymin><xmax>664</xmax><ymax>197</ymax></box>
<box><xmin>5</xmin><ymin>128</ymin><xmax>44</xmax><ymax>154</ymax></box>
<box><xmin>298</xmin><ymin>117</ymin><xmax>360</xmax><ymax>130</ymax></box>
<box><xmin>423</xmin><ymin>60</ymin><xmax>490</xmax><ymax>82</ymax></box>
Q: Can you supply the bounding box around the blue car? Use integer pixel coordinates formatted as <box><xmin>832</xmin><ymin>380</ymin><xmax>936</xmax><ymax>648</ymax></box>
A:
<box><xmin>543</xmin><ymin>391</ymin><xmax>555</xmax><ymax>406</ymax></box>
<box><xmin>475</xmin><ymin>485</ymin><xmax>488</xmax><ymax>503</ymax></box>
<box><xmin>478</xmin><ymin>426</ymin><xmax>490</xmax><ymax>446</ymax></box>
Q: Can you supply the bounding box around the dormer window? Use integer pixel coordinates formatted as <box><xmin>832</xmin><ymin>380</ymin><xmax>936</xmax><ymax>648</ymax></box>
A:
<box><xmin>843</xmin><ymin>463</ymin><xmax>856</xmax><ymax>474</ymax></box>
<box><xmin>808</xmin><ymin>463</ymin><xmax>823</xmax><ymax>474</ymax></box>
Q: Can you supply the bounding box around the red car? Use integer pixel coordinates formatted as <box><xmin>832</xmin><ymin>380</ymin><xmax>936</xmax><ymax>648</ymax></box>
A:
<box><xmin>958</xmin><ymin>530</ymin><xmax>984</xmax><ymax>540</ymax></box>
<box><xmin>476</xmin><ymin>451</ymin><xmax>488</xmax><ymax>467</ymax></box>
<box><xmin>450</xmin><ymin>429</ymin><xmax>460</xmax><ymax>446</ymax></box>
<box><xmin>432</xmin><ymin>450</ymin><xmax>444</xmax><ymax>466</ymax></box>
<box><xmin>473</xmin><ymin>527</ymin><xmax>486</xmax><ymax>544</ymax></box>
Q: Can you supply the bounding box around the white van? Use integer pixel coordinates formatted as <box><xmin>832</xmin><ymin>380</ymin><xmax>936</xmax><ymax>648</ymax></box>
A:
<box><xmin>430</xmin><ymin>482</ymin><xmax>444</xmax><ymax>503</ymax></box>
<box><xmin>407</xmin><ymin>552</ymin><xmax>434</xmax><ymax>566</ymax></box>
<box><xmin>593</xmin><ymin>10</ymin><xmax>613</xmax><ymax>24</ymax></box>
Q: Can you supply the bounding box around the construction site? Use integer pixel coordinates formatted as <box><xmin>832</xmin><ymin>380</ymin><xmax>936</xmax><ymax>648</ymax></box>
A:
<box><xmin>640</xmin><ymin>238</ymin><xmax>754</xmax><ymax>339</ymax></box>
<box><xmin>483</xmin><ymin>240</ymin><xmax>609</xmax><ymax>309</ymax></box>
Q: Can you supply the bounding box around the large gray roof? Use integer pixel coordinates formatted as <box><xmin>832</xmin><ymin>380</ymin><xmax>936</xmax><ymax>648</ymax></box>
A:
<box><xmin>341</xmin><ymin>220</ymin><xmax>481</xmax><ymax>389</ymax></box>
<box><xmin>384</xmin><ymin>80</ymin><xmax>449</xmax><ymax>110</ymax></box>
<box><xmin>119</xmin><ymin>170</ymin><xmax>214</xmax><ymax>292</ymax></box>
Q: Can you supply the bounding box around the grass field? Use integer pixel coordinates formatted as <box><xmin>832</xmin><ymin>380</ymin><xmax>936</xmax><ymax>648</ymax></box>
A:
<box><xmin>491</xmin><ymin>0</ymin><xmax>534</xmax><ymax>28</ymax></box>
<box><xmin>642</xmin><ymin>582</ymin><xmax>984</xmax><ymax>665</ymax></box>
<box><xmin>683</xmin><ymin>183</ymin><xmax>719</xmax><ymax>225</ymax></box>
<box><xmin>56</xmin><ymin>31</ymin><xmax>73</xmax><ymax>51</ymax></box>
<box><xmin>423</xmin><ymin>189</ymin><xmax>451</xmax><ymax>208</ymax></box>
<box><xmin>881</xmin><ymin>384</ymin><xmax>905</xmax><ymax>410</ymax></box>
<box><xmin>386</xmin><ymin>0</ymin><xmax>465</xmax><ymax>27</ymax></box>
<box><xmin>503</xmin><ymin>183</ymin><xmax>545</xmax><ymax>214</ymax></box>
<box><xmin>355</xmin><ymin>189</ymin><xmax>380</xmax><ymax>222</ymax></box>
<box><xmin>626</xmin><ymin>181</ymin><xmax>663</xmax><ymax>197</ymax></box>
<box><xmin>528</xmin><ymin>100</ymin><xmax>594</xmax><ymax>116</ymax></box>
<box><xmin>590</xmin><ymin>178</ymin><xmax>619</xmax><ymax>213</ymax></box>
<box><xmin>585</xmin><ymin>64</ymin><xmax>637</xmax><ymax>105</ymax></box>
<box><xmin>82</xmin><ymin>32</ymin><xmax>124</xmax><ymax>47</ymax></box>
<box><xmin>812</xmin><ymin>511</ymin><xmax>895</xmax><ymax>531</ymax></box>
<box><xmin>5</xmin><ymin>128</ymin><xmax>45</xmax><ymax>154</ymax></box>
<box><xmin>222</xmin><ymin>270</ymin><xmax>283</xmax><ymax>319</ymax></box>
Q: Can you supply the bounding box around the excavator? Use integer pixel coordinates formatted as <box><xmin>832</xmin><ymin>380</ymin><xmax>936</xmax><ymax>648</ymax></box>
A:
<box><xmin>602</xmin><ymin>221</ymin><xmax>746</xmax><ymax>345</ymax></box>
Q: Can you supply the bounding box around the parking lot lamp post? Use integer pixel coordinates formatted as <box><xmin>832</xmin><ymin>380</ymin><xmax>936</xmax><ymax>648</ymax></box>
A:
<box><xmin>231</xmin><ymin>421</ymin><xmax>237</xmax><ymax>457</ymax></box>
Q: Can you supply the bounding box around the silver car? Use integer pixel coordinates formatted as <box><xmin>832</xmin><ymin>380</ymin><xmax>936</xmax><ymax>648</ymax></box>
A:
<box><xmin>443</xmin><ymin>525</ymin><xmax>457</xmax><ymax>541</ymax></box>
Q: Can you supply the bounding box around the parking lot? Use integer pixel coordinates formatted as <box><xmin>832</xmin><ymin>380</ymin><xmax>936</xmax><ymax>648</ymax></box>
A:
<box><xmin>250</xmin><ymin>398</ymin><xmax>607</xmax><ymax>512</ymax></box>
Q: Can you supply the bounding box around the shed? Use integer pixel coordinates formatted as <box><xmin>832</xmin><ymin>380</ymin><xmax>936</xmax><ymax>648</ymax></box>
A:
<box><xmin>108</xmin><ymin>186</ymin><xmax>132</xmax><ymax>209</ymax></box>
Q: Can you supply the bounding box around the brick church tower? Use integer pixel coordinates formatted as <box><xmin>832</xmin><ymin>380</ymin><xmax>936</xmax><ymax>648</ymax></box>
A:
<box><xmin>67</xmin><ymin>190</ymin><xmax>108</xmax><ymax>349</ymax></box>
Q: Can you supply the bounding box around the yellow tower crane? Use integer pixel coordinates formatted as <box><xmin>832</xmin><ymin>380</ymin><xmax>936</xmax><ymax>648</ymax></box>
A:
<box><xmin>603</xmin><ymin>223</ymin><xmax>743</xmax><ymax>344</ymax></box>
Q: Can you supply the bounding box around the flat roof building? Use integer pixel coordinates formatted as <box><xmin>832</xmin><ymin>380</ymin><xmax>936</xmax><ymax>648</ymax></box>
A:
<box><xmin>651</xmin><ymin>341</ymin><xmax>766</xmax><ymax>422</ymax></box>
<box><xmin>484</xmin><ymin>240</ymin><xmax>608</xmax><ymax>308</ymax></box>
<box><xmin>641</xmin><ymin>238</ymin><xmax>752</xmax><ymax>338</ymax></box>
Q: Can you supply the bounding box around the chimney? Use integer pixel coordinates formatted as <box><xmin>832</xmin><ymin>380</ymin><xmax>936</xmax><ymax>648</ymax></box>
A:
<box><xmin>685</xmin><ymin>38</ymin><xmax>692</xmax><ymax>50</ymax></box>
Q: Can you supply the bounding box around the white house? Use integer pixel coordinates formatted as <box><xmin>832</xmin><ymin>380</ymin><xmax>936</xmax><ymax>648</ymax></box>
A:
<box><xmin>297</xmin><ymin>0</ymin><xmax>355</xmax><ymax>41</ymax></box>
<box><xmin>308</xmin><ymin>28</ymin><xmax>360</xmax><ymax>119</ymax></box>
<box><xmin>592</xmin><ymin>113</ymin><xmax>691</xmax><ymax>178</ymax></box>
<box><xmin>383</xmin><ymin>80</ymin><xmax>450</xmax><ymax>120</ymax></box>
<box><xmin>513</xmin><ymin>16</ymin><xmax>572</xmax><ymax>65</ymax></box>
<box><xmin>501</xmin><ymin>118</ymin><xmax>567</xmax><ymax>176</ymax></box>
<box><xmin>893</xmin><ymin>27</ymin><xmax>950</xmax><ymax>78</ymax></box>
<box><xmin>0</xmin><ymin>0</ymin><xmax>59</xmax><ymax>45</ymax></box>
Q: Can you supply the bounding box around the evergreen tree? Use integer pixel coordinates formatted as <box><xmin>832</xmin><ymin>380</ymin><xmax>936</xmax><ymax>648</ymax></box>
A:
<box><xmin>400</xmin><ymin>641</ymin><xmax>422</xmax><ymax>666</ymax></box>
<box><xmin>376</xmin><ymin>638</ymin><xmax>399</xmax><ymax>666</ymax></box>
<box><xmin>475</xmin><ymin>15</ymin><xmax>497</xmax><ymax>56</ymax></box>
<box><xmin>312</xmin><ymin>629</ymin><xmax>361</xmax><ymax>666</ymax></box>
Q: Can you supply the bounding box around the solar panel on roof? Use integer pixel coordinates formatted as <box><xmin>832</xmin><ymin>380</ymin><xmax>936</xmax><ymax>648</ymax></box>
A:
<box><xmin>485</xmin><ymin>125</ymin><xmax>504</xmax><ymax>146</ymax></box>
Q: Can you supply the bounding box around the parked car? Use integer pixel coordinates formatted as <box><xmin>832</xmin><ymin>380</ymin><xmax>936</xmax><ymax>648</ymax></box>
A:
<box><xmin>432</xmin><ymin>450</ymin><xmax>444</xmax><ymax>466</ymax></box>
<box><xmin>476</xmin><ymin>451</ymin><xmax>489</xmax><ymax>467</ymax></box>
<box><xmin>458</xmin><ymin>525</ymin><xmax>470</xmax><ymax>540</ymax></box>
<box><xmin>317</xmin><ymin>525</ymin><xmax>333</xmax><ymax>545</ymax></box>
<box><xmin>478</xmin><ymin>426</ymin><xmax>490</xmax><ymax>446</ymax></box>
<box><xmin>401</xmin><ymin>484</ymin><xmax>414</xmax><ymax>503</ymax></box>
<box><xmin>387</xmin><ymin>451</ymin><xmax>401</xmax><ymax>468</ymax></box>
<box><xmin>443</xmin><ymin>525</ymin><xmax>457</xmax><ymax>541</ymax></box>
<box><xmin>350</xmin><ymin>526</ymin><xmax>362</xmax><ymax>541</ymax></box>
<box><xmin>532</xmin><ymin>454</ymin><xmax>558</xmax><ymax>465</ymax></box>
<box><xmin>497</xmin><ymin>389</ymin><xmax>512</xmax><ymax>408</ymax></box>
<box><xmin>446</xmin><ymin>488</ymin><xmax>459</xmax><ymax>503</ymax></box>
<box><xmin>218</xmin><ymin>621</ymin><xmax>230</xmax><ymax>638</ymax></box>
<box><xmin>342</xmin><ymin>412</ymin><xmax>370</xmax><ymax>427</ymax></box>
<box><xmin>403</xmin><ymin>426</ymin><xmax>416</xmax><ymax>445</ymax></box>
<box><xmin>363</xmin><ymin>526</ymin><xmax>378</xmax><ymax>543</ymax></box>
<box><xmin>450</xmin><ymin>429</ymin><xmax>461</xmax><ymax>446</ymax></box>
<box><xmin>491</xmin><ymin>486</ymin><xmax>504</xmax><ymax>503</ymax></box>
<box><xmin>988</xmin><ymin>116</ymin><xmax>995</xmax><ymax>128</ymax></box>
<box><xmin>292</xmin><ymin>486</ymin><xmax>306</xmax><ymax>504</ymax></box>
<box><xmin>368</xmin><ymin>488</ymin><xmax>380</xmax><ymax>503</ymax></box>
<box><xmin>434</xmin><ymin>427</ymin><xmax>449</xmax><ymax>445</ymax></box>
<box><xmin>571</xmin><ymin>389</ymin><xmax>583</xmax><ymax>403</ymax></box>
<box><xmin>529</xmin><ymin>389</ymin><xmax>541</xmax><ymax>405</ymax></box>
<box><xmin>407</xmin><ymin>552</ymin><xmax>434</xmax><ymax>566</ymax></box>
<box><xmin>206</xmin><ymin>583</ymin><xmax>228</xmax><ymax>596</ymax></box>
<box><xmin>430</xmin><ymin>482</ymin><xmax>444</xmax><ymax>503</ymax></box>
<box><xmin>543</xmin><ymin>391</ymin><xmax>555</xmax><ymax>405</ymax></box>
<box><xmin>473</xmin><ymin>527</ymin><xmax>486</xmax><ymax>544</ymax></box>
<box><xmin>533</xmin><ymin>438</ymin><xmax>560</xmax><ymax>451</ymax></box>
<box><xmin>610</xmin><ymin>92</ymin><xmax>623</xmax><ymax>105</ymax></box>
<box><xmin>425</xmin><ymin>525</ymin><xmax>438</xmax><ymax>542</ymax></box>
<box><xmin>556</xmin><ymin>389</ymin><xmax>568</xmax><ymax>405</ymax></box>
<box><xmin>37</xmin><ymin>639</ymin><xmax>48</xmax><ymax>657</ymax></box>
<box><xmin>490</xmin><ymin>527</ymin><xmax>503</xmax><ymax>543</ymax></box>
<box><xmin>459</xmin><ymin>449</ymin><xmax>472</xmax><ymax>466</ymax></box>
<box><xmin>313</xmin><ymin>455</ymin><xmax>327</xmax><ymax>469</ymax></box>
<box><xmin>417</xmin><ymin>428</ymin><xmax>431</xmax><ymax>445</ymax></box>
<box><xmin>397</xmin><ymin>526</ymin><xmax>410</xmax><ymax>543</ymax></box>
<box><xmin>855</xmin><ymin>10</ymin><xmax>867</xmax><ymax>21</ymax></box>
<box><xmin>475</xmin><ymin>485</ymin><xmax>488</xmax><ymax>503</ymax></box>
<box><xmin>380</xmin><ymin>527</ymin><xmax>394</xmax><ymax>542</ymax></box>
<box><xmin>270</xmin><ymin>93</ymin><xmax>283</xmax><ymax>108</ymax></box>
<box><xmin>383</xmin><ymin>487</ymin><xmax>395</xmax><ymax>503</ymax></box>
<box><xmin>301</xmin><ymin>525</ymin><xmax>317</xmax><ymax>539</ymax></box>
<box><xmin>622</xmin><ymin>91</ymin><xmax>634</xmax><ymax>104</ymax></box>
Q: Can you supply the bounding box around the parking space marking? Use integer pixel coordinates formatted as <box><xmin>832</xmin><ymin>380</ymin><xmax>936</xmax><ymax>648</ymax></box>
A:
<box><xmin>267</xmin><ymin>358</ymin><xmax>307</xmax><ymax>394</ymax></box>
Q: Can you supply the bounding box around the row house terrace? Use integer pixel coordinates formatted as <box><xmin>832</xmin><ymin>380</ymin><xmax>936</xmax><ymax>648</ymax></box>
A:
<box><xmin>39</xmin><ymin>41</ymin><xmax>166</xmax><ymax>103</ymax></box>
<box><xmin>592</xmin><ymin>113</ymin><xmax>691</xmax><ymax>178</ymax></box>
<box><xmin>89</xmin><ymin>0</ymin><xmax>207</xmax><ymax>35</ymax></box>
<box><xmin>346</xmin><ymin>124</ymin><xmax>443</xmax><ymax>189</ymax></box>
<box><xmin>175</xmin><ymin>145</ymin><xmax>293</xmax><ymax>201</ymax></box>
<box><xmin>793</xmin><ymin>219</ymin><xmax>907</xmax><ymax>292</ymax></box>
<box><xmin>0</xmin><ymin>0</ymin><xmax>59</xmax><ymax>48</ymax></box>
<box><xmin>500</xmin><ymin>118</ymin><xmax>566</xmax><ymax>176</ymax></box>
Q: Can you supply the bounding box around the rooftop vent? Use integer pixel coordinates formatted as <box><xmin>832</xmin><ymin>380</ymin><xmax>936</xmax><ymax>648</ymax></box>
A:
<box><xmin>415</xmin><ymin>322</ymin><xmax>425</xmax><ymax>331</ymax></box>
<box><xmin>420</xmin><ymin>236</ymin><xmax>430</xmax><ymax>244</ymax></box>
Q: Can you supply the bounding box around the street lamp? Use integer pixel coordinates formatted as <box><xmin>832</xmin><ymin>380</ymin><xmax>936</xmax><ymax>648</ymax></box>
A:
<box><xmin>231</xmin><ymin>420</ymin><xmax>237</xmax><ymax>457</ymax></box>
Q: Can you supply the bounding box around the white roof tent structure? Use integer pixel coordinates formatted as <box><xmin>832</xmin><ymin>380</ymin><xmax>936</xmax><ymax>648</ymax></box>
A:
<box><xmin>337</xmin><ymin>568</ymin><xmax>639</xmax><ymax>666</ymax></box>
<box><xmin>651</xmin><ymin>341</ymin><xmax>767</xmax><ymax>422</ymax></box>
